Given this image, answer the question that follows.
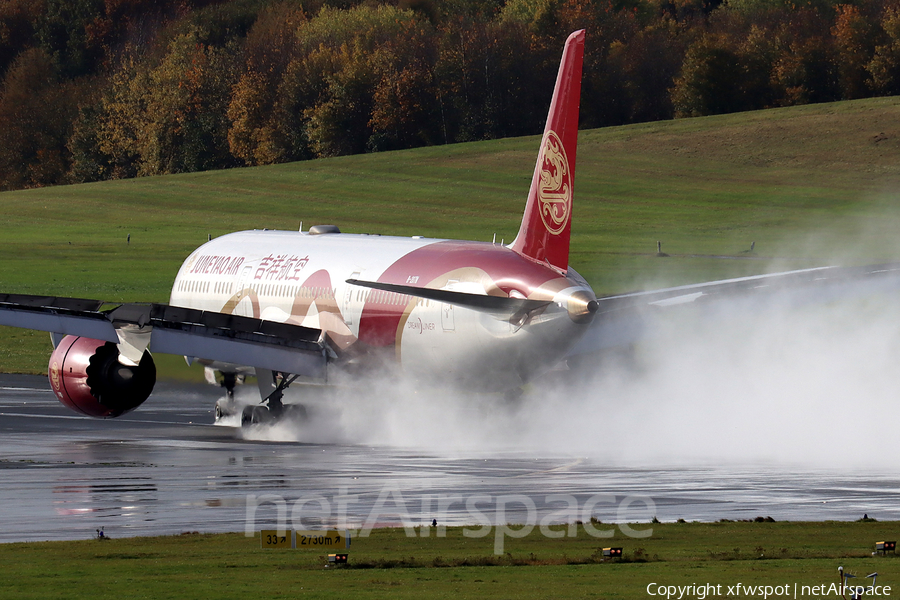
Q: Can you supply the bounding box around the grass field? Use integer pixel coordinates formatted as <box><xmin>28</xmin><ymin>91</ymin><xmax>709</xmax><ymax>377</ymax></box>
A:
<box><xmin>1</xmin><ymin>522</ymin><xmax>897</xmax><ymax>599</ymax></box>
<box><xmin>3</xmin><ymin>97</ymin><xmax>900</xmax><ymax>377</ymax></box>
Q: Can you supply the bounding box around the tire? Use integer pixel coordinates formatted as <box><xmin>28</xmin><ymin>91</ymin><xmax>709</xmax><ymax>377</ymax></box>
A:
<box><xmin>241</xmin><ymin>405</ymin><xmax>255</xmax><ymax>427</ymax></box>
<box><xmin>251</xmin><ymin>406</ymin><xmax>270</xmax><ymax>424</ymax></box>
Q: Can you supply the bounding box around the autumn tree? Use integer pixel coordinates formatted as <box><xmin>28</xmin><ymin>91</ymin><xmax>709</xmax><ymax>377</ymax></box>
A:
<box><xmin>607</xmin><ymin>22</ymin><xmax>683</xmax><ymax>123</ymax></box>
<box><xmin>368</xmin><ymin>21</ymin><xmax>440</xmax><ymax>151</ymax></box>
<box><xmin>0</xmin><ymin>0</ymin><xmax>42</xmax><ymax>78</ymax></box>
<box><xmin>832</xmin><ymin>3</ymin><xmax>878</xmax><ymax>99</ymax></box>
<box><xmin>773</xmin><ymin>36</ymin><xmax>840</xmax><ymax>105</ymax></box>
<box><xmin>736</xmin><ymin>23</ymin><xmax>783</xmax><ymax>110</ymax></box>
<box><xmin>290</xmin><ymin>4</ymin><xmax>434</xmax><ymax>157</ymax></box>
<box><xmin>98</xmin><ymin>29</ymin><xmax>237</xmax><ymax>177</ymax></box>
<box><xmin>672</xmin><ymin>36</ymin><xmax>746</xmax><ymax>116</ymax></box>
<box><xmin>433</xmin><ymin>19</ymin><xmax>494</xmax><ymax>142</ymax></box>
<box><xmin>35</xmin><ymin>0</ymin><xmax>106</xmax><ymax>78</ymax></box>
<box><xmin>0</xmin><ymin>48</ymin><xmax>80</xmax><ymax>189</ymax></box>
<box><xmin>68</xmin><ymin>90</ymin><xmax>111</xmax><ymax>183</ymax></box>
<box><xmin>227</xmin><ymin>1</ymin><xmax>307</xmax><ymax>165</ymax></box>
<box><xmin>868</xmin><ymin>6</ymin><xmax>900</xmax><ymax>95</ymax></box>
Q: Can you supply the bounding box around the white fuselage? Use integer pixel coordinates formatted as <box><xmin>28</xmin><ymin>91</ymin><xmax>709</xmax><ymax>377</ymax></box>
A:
<box><xmin>169</xmin><ymin>229</ymin><xmax>595</xmax><ymax>391</ymax></box>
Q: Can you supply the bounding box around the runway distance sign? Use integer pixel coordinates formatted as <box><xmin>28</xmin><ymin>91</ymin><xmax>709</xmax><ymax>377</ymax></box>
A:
<box><xmin>258</xmin><ymin>530</ymin><xmax>351</xmax><ymax>549</ymax></box>
<box><xmin>260</xmin><ymin>530</ymin><xmax>292</xmax><ymax>549</ymax></box>
<box><xmin>296</xmin><ymin>531</ymin><xmax>350</xmax><ymax>549</ymax></box>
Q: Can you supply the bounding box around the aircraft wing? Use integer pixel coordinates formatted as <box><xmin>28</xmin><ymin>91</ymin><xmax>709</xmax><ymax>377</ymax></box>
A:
<box><xmin>0</xmin><ymin>294</ymin><xmax>329</xmax><ymax>377</ymax></box>
<box><xmin>570</xmin><ymin>263</ymin><xmax>900</xmax><ymax>356</ymax></box>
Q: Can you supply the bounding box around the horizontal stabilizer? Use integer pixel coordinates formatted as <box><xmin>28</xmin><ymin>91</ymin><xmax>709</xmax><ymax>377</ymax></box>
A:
<box><xmin>346</xmin><ymin>279</ymin><xmax>550</xmax><ymax>319</ymax></box>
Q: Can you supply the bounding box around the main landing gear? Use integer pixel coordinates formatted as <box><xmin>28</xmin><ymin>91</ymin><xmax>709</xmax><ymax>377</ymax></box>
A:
<box><xmin>241</xmin><ymin>371</ymin><xmax>306</xmax><ymax>427</ymax></box>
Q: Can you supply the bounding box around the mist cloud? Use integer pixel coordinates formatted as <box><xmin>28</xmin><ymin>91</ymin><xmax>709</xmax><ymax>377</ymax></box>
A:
<box><xmin>239</xmin><ymin>249</ymin><xmax>900</xmax><ymax>470</ymax></box>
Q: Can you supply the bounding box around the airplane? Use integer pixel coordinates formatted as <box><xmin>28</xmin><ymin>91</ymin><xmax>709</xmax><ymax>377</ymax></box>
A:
<box><xmin>1</xmin><ymin>30</ymin><xmax>899</xmax><ymax>427</ymax></box>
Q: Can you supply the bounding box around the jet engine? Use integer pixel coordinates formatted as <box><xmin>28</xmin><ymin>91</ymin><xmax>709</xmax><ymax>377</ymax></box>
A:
<box><xmin>48</xmin><ymin>335</ymin><xmax>156</xmax><ymax>418</ymax></box>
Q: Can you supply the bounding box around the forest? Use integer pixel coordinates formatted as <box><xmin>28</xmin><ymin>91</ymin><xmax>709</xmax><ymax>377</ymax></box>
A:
<box><xmin>0</xmin><ymin>0</ymin><xmax>898</xmax><ymax>190</ymax></box>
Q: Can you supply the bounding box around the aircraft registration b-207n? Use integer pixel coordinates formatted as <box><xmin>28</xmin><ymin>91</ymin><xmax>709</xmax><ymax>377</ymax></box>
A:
<box><xmin>1</xmin><ymin>30</ymin><xmax>898</xmax><ymax>427</ymax></box>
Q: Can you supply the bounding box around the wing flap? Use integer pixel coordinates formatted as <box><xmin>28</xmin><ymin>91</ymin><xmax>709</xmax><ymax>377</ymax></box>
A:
<box><xmin>0</xmin><ymin>294</ymin><xmax>329</xmax><ymax>378</ymax></box>
<box><xmin>148</xmin><ymin>327</ymin><xmax>326</xmax><ymax>377</ymax></box>
<box><xmin>0</xmin><ymin>295</ymin><xmax>118</xmax><ymax>342</ymax></box>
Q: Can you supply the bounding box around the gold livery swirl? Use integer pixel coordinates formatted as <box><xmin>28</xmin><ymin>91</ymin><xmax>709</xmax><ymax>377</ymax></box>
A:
<box><xmin>537</xmin><ymin>130</ymin><xmax>572</xmax><ymax>236</ymax></box>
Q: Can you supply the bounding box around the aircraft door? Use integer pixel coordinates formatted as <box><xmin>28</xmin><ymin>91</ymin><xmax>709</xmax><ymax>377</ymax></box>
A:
<box><xmin>234</xmin><ymin>265</ymin><xmax>254</xmax><ymax>317</ymax></box>
<box><xmin>343</xmin><ymin>272</ymin><xmax>360</xmax><ymax>325</ymax></box>
<box><xmin>442</xmin><ymin>279</ymin><xmax>457</xmax><ymax>331</ymax></box>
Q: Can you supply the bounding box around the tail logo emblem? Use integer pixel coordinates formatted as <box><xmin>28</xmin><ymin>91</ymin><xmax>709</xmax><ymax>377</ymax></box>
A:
<box><xmin>538</xmin><ymin>130</ymin><xmax>572</xmax><ymax>236</ymax></box>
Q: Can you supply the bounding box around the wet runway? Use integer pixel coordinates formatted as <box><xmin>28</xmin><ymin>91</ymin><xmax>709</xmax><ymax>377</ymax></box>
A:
<box><xmin>1</xmin><ymin>373</ymin><xmax>899</xmax><ymax>543</ymax></box>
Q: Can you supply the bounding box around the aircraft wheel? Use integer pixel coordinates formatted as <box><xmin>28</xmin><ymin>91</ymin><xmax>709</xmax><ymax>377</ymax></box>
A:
<box><xmin>241</xmin><ymin>405</ymin><xmax>272</xmax><ymax>427</ymax></box>
<box><xmin>283</xmin><ymin>403</ymin><xmax>309</xmax><ymax>421</ymax></box>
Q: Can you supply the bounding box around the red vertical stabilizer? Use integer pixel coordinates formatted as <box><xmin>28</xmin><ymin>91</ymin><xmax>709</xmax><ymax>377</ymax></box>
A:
<box><xmin>509</xmin><ymin>30</ymin><xmax>585</xmax><ymax>273</ymax></box>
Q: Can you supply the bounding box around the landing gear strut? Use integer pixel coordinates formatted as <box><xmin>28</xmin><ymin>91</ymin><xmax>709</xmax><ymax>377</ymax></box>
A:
<box><xmin>241</xmin><ymin>371</ymin><xmax>300</xmax><ymax>427</ymax></box>
<box><xmin>214</xmin><ymin>372</ymin><xmax>240</xmax><ymax>421</ymax></box>
<box><xmin>222</xmin><ymin>372</ymin><xmax>237</xmax><ymax>401</ymax></box>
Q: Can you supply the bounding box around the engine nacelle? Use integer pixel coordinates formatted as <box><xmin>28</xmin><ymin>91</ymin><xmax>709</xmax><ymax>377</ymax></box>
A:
<box><xmin>48</xmin><ymin>335</ymin><xmax>156</xmax><ymax>418</ymax></box>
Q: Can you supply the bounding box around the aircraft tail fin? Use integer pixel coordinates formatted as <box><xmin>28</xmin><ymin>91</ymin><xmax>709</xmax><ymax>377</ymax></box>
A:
<box><xmin>509</xmin><ymin>30</ymin><xmax>585</xmax><ymax>272</ymax></box>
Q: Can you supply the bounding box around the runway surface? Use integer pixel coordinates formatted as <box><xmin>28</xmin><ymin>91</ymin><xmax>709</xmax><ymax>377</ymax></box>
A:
<box><xmin>1</xmin><ymin>374</ymin><xmax>899</xmax><ymax>543</ymax></box>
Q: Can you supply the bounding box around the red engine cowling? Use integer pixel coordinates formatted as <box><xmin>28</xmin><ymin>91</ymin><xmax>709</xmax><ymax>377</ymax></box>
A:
<box><xmin>48</xmin><ymin>335</ymin><xmax>156</xmax><ymax>418</ymax></box>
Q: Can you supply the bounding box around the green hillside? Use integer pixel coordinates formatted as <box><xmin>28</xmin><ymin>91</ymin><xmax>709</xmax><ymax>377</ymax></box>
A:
<box><xmin>3</xmin><ymin>96</ymin><xmax>900</xmax><ymax>375</ymax></box>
